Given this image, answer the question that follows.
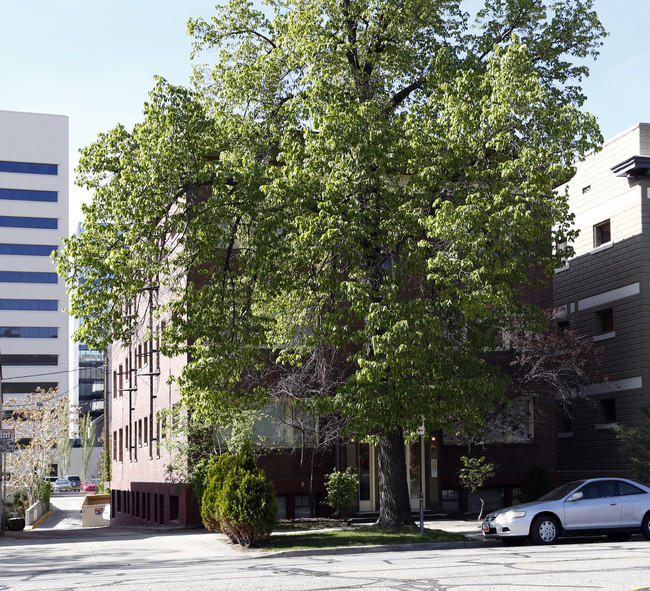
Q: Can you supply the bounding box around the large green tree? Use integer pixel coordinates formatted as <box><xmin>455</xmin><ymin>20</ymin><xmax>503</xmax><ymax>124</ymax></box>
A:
<box><xmin>56</xmin><ymin>0</ymin><xmax>605</xmax><ymax>526</ymax></box>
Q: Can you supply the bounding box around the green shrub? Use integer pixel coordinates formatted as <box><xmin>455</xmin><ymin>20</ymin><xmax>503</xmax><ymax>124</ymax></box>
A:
<box><xmin>323</xmin><ymin>467</ymin><xmax>359</xmax><ymax>517</ymax></box>
<box><xmin>191</xmin><ymin>456</ymin><xmax>216</xmax><ymax>507</ymax></box>
<box><xmin>40</xmin><ymin>482</ymin><xmax>51</xmax><ymax>508</ymax></box>
<box><xmin>200</xmin><ymin>446</ymin><xmax>274</xmax><ymax>542</ymax></box>
<box><xmin>216</xmin><ymin>468</ymin><xmax>278</xmax><ymax>547</ymax></box>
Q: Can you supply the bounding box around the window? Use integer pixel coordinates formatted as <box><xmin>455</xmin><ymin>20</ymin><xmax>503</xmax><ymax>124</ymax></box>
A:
<box><xmin>597</xmin><ymin>398</ymin><xmax>616</xmax><ymax>425</ymax></box>
<box><xmin>594</xmin><ymin>220</ymin><xmax>611</xmax><ymax>247</ymax></box>
<box><xmin>2</xmin><ymin>381</ymin><xmax>57</xmax><ymax>394</ymax></box>
<box><xmin>0</xmin><ymin>244</ymin><xmax>58</xmax><ymax>256</ymax></box>
<box><xmin>0</xmin><ymin>188</ymin><xmax>57</xmax><ymax>202</ymax></box>
<box><xmin>0</xmin><ymin>271</ymin><xmax>58</xmax><ymax>283</ymax></box>
<box><xmin>0</xmin><ymin>299</ymin><xmax>58</xmax><ymax>311</ymax></box>
<box><xmin>618</xmin><ymin>481</ymin><xmax>645</xmax><ymax>496</ymax></box>
<box><xmin>0</xmin><ymin>160</ymin><xmax>58</xmax><ymax>175</ymax></box>
<box><xmin>579</xmin><ymin>480</ymin><xmax>617</xmax><ymax>499</ymax></box>
<box><xmin>295</xmin><ymin>495</ymin><xmax>311</xmax><ymax>518</ymax></box>
<box><xmin>596</xmin><ymin>308</ymin><xmax>614</xmax><ymax>335</ymax></box>
<box><xmin>169</xmin><ymin>495</ymin><xmax>179</xmax><ymax>521</ymax></box>
<box><xmin>0</xmin><ymin>216</ymin><xmax>58</xmax><ymax>229</ymax></box>
<box><xmin>0</xmin><ymin>327</ymin><xmax>58</xmax><ymax>338</ymax></box>
<box><xmin>558</xmin><ymin>401</ymin><xmax>573</xmax><ymax>434</ymax></box>
<box><xmin>1</xmin><ymin>354</ymin><xmax>58</xmax><ymax>365</ymax></box>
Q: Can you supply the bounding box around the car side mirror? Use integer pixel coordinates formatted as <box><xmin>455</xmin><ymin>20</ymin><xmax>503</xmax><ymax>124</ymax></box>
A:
<box><xmin>568</xmin><ymin>491</ymin><xmax>583</xmax><ymax>502</ymax></box>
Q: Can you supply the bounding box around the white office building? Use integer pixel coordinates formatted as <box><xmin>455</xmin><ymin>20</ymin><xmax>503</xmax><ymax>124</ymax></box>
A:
<box><xmin>0</xmin><ymin>110</ymin><xmax>69</xmax><ymax>409</ymax></box>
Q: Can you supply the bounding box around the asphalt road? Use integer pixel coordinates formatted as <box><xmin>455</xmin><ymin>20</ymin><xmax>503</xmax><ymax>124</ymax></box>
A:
<box><xmin>2</xmin><ymin>495</ymin><xmax>650</xmax><ymax>591</ymax></box>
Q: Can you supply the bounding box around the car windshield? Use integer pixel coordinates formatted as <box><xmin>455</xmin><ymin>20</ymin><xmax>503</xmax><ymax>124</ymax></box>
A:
<box><xmin>536</xmin><ymin>480</ymin><xmax>586</xmax><ymax>501</ymax></box>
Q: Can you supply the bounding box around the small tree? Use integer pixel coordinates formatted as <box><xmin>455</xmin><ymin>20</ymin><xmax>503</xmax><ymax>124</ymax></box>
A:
<box><xmin>58</xmin><ymin>403</ymin><xmax>73</xmax><ymax>477</ymax></box>
<box><xmin>610</xmin><ymin>407</ymin><xmax>650</xmax><ymax>484</ymax></box>
<box><xmin>79</xmin><ymin>412</ymin><xmax>97</xmax><ymax>479</ymax></box>
<box><xmin>459</xmin><ymin>456</ymin><xmax>495</xmax><ymax>520</ymax></box>
<box><xmin>323</xmin><ymin>467</ymin><xmax>360</xmax><ymax>518</ymax></box>
<box><xmin>4</xmin><ymin>389</ymin><xmax>78</xmax><ymax>504</ymax></box>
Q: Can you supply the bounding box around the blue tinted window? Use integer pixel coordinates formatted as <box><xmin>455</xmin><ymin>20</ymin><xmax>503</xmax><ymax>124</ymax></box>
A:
<box><xmin>0</xmin><ymin>161</ymin><xmax>57</xmax><ymax>175</ymax></box>
<box><xmin>1</xmin><ymin>354</ymin><xmax>58</xmax><ymax>366</ymax></box>
<box><xmin>0</xmin><ymin>188</ymin><xmax>57</xmax><ymax>202</ymax></box>
<box><xmin>0</xmin><ymin>299</ymin><xmax>58</xmax><ymax>310</ymax></box>
<box><xmin>0</xmin><ymin>327</ymin><xmax>58</xmax><ymax>338</ymax></box>
<box><xmin>0</xmin><ymin>216</ymin><xmax>58</xmax><ymax>229</ymax></box>
<box><xmin>0</xmin><ymin>271</ymin><xmax>58</xmax><ymax>283</ymax></box>
<box><xmin>0</xmin><ymin>244</ymin><xmax>58</xmax><ymax>256</ymax></box>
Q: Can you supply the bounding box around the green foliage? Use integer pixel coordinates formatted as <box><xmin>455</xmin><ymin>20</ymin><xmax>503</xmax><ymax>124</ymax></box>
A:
<box><xmin>11</xmin><ymin>491</ymin><xmax>29</xmax><ymax>517</ymax></box>
<box><xmin>323</xmin><ymin>468</ymin><xmax>360</xmax><ymax>517</ymax></box>
<box><xmin>520</xmin><ymin>465</ymin><xmax>554</xmax><ymax>502</ymax></box>
<box><xmin>79</xmin><ymin>412</ymin><xmax>97</xmax><ymax>480</ymax></box>
<box><xmin>57</xmin><ymin>0</ymin><xmax>607</xmax><ymax>524</ymax></box>
<box><xmin>200</xmin><ymin>446</ymin><xmax>258</xmax><ymax>532</ymax></box>
<box><xmin>459</xmin><ymin>456</ymin><xmax>495</xmax><ymax>493</ymax></box>
<box><xmin>459</xmin><ymin>455</ymin><xmax>495</xmax><ymax>519</ymax></box>
<box><xmin>610</xmin><ymin>407</ymin><xmax>650</xmax><ymax>484</ymax></box>
<box><xmin>190</xmin><ymin>457</ymin><xmax>212</xmax><ymax>507</ymax></box>
<box><xmin>40</xmin><ymin>481</ymin><xmax>51</xmax><ymax>508</ymax></box>
<box><xmin>201</xmin><ymin>447</ymin><xmax>277</xmax><ymax>546</ymax></box>
<box><xmin>216</xmin><ymin>469</ymin><xmax>278</xmax><ymax>547</ymax></box>
<box><xmin>99</xmin><ymin>446</ymin><xmax>111</xmax><ymax>490</ymax></box>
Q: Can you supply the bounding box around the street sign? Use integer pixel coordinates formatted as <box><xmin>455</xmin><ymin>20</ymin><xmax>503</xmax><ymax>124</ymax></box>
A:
<box><xmin>416</xmin><ymin>425</ymin><xmax>425</xmax><ymax>435</ymax></box>
<box><xmin>0</xmin><ymin>429</ymin><xmax>14</xmax><ymax>453</ymax></box>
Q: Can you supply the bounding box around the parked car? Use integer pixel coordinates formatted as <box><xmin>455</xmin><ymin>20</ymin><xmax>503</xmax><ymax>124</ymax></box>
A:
<box><xmin>80</xmin><ymin>479</ymin><xmax>100</xmax><ymax>493</ymax></box>
<box><xmin>482</xmin><ymin>477</ymin><xmax>650</xmax><ymax>545</ymax></box>
<box><xmin>52</xmin><ymin>478</ymin><xmax>72</xmax><ymax>493</ymax></box>
<box><xmin>66</xmin><ymin>475</ymin><xmax>81</xmax><ymax>490</ymax></box>
<box><xmin>44</xmin><ymin>476</ymin><xmax>57</xmax><ymax>483</ymax></box>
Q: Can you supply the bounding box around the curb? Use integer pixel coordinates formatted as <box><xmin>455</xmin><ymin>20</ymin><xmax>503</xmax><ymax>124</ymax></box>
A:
<box><xmin>249</xmin><ymin>538</ymin><xmax>499</xmax><ymax>558</ymax></box>
<box><xmin>25</xmin><ymin>510</ymin><xmax>53</xmax><ymax>530</ymax></box>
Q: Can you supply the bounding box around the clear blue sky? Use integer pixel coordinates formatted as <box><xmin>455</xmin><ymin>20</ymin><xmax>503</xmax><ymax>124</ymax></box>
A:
<box><xmin>0</xmin><ymin>0</ymin><xmax>644</xmax><ymax>229</ymax></box>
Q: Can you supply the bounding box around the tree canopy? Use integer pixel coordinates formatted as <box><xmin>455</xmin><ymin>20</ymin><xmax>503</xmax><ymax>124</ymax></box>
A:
<box><xmin>56</xmin><ymin>0</ymin><xmax>606</xmax><ymax>526</ymax></box>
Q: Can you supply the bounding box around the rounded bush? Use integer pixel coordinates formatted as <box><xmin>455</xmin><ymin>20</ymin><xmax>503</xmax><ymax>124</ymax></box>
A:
<box><xmin>200</xmin><ymin>447</ymin><xmax>277</xmax><ymax>545</ymax></box>
<box><xmin>217</xmin><ymin>469</ymin><xmax>278</xmax><ymax>547</ymax></box>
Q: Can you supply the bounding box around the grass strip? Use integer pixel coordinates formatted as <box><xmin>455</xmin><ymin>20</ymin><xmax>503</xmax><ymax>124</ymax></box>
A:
<box><xmin>260</xmin><ymin>526</ymin><xmax>470</xmax><ymax>552</ymax></box>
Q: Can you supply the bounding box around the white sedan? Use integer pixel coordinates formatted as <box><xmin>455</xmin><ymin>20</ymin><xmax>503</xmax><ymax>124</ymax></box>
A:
<box><xmin>52</xmin><ymin>478</ymin><xmax>72</xmax><ymax>492</ymax></box>
<box><xmin>482</xmin><ymin>477</ymin><xmax>650</xmax><ymax>544</ymax></box>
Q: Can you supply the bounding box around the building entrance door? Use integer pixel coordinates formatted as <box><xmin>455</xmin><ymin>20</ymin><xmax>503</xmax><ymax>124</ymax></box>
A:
<box><xmin>358</xmin><ymin>443</ymin><xmax>377</xmax><ymax>512</ymax></box>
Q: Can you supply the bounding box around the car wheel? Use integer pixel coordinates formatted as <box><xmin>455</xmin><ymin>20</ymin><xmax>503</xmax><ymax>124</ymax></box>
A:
<box><xmin>530</xmin><ymin>515</ymin><xmax>560</xmax><ymax>544</ymax></box>
<box><xmin>607</xmin><ymin>532</ymin><xmax>631</xmax><ymax>542</ymax></box>
<box><xmin>642</xmin><ymin>512</ymin><xmax>650</xmax><ymax>541</ymax></box>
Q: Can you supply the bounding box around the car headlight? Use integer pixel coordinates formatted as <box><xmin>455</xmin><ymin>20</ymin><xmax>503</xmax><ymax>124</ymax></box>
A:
<box><xmin>504</xmin><ymin>510</ymin><xmax>527</xmax><ymax>519</ymax></box>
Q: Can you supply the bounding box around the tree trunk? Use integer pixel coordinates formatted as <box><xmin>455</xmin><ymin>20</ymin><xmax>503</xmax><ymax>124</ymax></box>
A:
<box><xmin>375</xmin><ymin>429</ymin><xmax>416</xmax><ymax>528</ymax></box>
